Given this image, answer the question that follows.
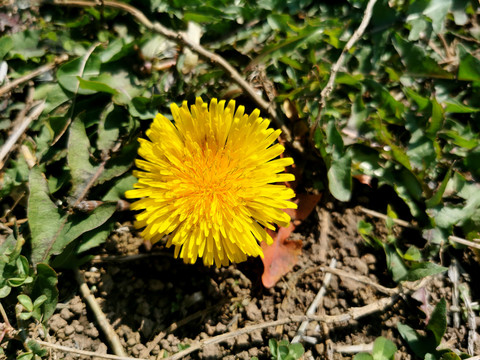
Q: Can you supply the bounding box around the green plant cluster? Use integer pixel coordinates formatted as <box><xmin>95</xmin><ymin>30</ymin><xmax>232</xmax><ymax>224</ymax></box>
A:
<box><xmin>0</xmin><ymin>0</ymin><xmax>478</xmax><ymax>358</ymax></box>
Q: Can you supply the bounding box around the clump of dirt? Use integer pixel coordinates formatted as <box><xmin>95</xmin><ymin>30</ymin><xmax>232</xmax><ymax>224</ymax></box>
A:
<box><xmin>30</xmin><ymin>197</ymin><xmax>479</xmax><ymax>359</ymax></box>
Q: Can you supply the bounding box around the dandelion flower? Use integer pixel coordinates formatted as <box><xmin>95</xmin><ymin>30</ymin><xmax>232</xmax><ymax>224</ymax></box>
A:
<box><xmin>125</xmin><ymin>97</ymin><xmax>297</xmax><ymax>267</ymax></box>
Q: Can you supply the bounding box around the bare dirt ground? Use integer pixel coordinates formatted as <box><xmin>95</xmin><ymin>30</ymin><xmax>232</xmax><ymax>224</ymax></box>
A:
<box><xmin>30</xmin><ymin>187</ymin><xmax>480</xmax><ymax>360</ymax></box>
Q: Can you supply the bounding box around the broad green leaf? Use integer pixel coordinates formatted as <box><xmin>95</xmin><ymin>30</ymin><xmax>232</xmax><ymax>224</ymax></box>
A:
<box><xmin>17</xmin><ymin>294</ymin><xmax>33</xmax><ymax>312</ymax></box>
<box><xmin>31</xmin><ymin>263</ymin><xmax>58</xmax><ymax>322</ymax></box>
<box><xmin>426</xmin><ymin>298</ymin><xmax>447</xmax><ymax>346</ymax></box>
<box><xmin>28</xmin><ymin>167</ymin><xmax>67</xmax><ymax>265</ymax></box>
<box><xmin>422</xmin><ymin>0</ymin><xmax>452</xmax><ymax>34</ymax></box>
<box><xmin>33</xmin><ymin>83</ymin><xmax>71</xmax><ymax>114</ymax></box>
<box><xmin>385</xmin><ymin>244</ymin><xmax>408</xmax><ymax>282</ymax></box>
<box><xmin>0</xmin><ymin>36</ymin><xmax>13</xmax><ymax>60</ymax></box>
<box><xmin>397</xmin><ymin>323</ymin><xmax>436</xmax><ymax>358</ymax></box>
<box><xmin>405</xmin><ymin>262</ymin><xmax>447</xmax><ymax>281</ymax></box>
<box><xmin>327</xmin><ymin>153</ymin><xmax>352</xmax><ymax>202</ymax></box>
<box><xmin>77</xmin><ymin>77</ymin><xmax>119</xmax><ymax>95</ymax></box>
<box><xmin>9</xmin><ymin>30</ymin><xmax>45</xmax><ymax>60</ymax></box>
<box><xmin>67</xmin><ymin>116</ymin><xmax>98</xmax><ymax>201</ymax></box>
<box><xmin>458</xmin><ymin>45</ymin><xmax>480</xmax><ymax>81</ymax></box>
<box><xmin>392</xmin><ymin>33</ymin><xmax>453</xmax><ymax>79</ymax></box>
<box><xmin>58</xmin><ymin>203</ymin><xmax>117</xmax><ymax>251</ymax></box>
<box><xmin>94</xmin><ymin>142</ymin><xmax>137</xmax><ymax>185</ymax></box>
<box><xmin>76</xmin><ymin>221</ymin><xmax>114</xmax><ymax>253</ymax></box>
<box><xmin>57</xmin><ymin>52</ymin><xmax>101</xmax><ymax>94</ymax></box>
<box><xmin>403</xmin><ymin>245</ymin><xmax>421</xmax><ymax>262</ymax></box>
<box><xmin>372</xmin><ymin>337</ymin><xmax>397</xmax><ymax>360</ymax></box>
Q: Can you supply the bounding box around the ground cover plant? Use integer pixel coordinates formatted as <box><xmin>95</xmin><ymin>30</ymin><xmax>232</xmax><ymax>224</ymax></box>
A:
<box><xmin>1</xmin><ymin>0</ymin><xmax>480</xmax><ymax>359</ymax></box>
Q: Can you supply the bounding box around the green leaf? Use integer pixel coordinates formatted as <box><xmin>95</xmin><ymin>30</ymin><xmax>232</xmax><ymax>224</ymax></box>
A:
<box><xmin>28</xmin><ymin>167</ymin><xmax>68</xmax><ymax>265</ymax></box>
<box><xmin>372</xmin><ymin>337</ymin><xmax>397</xmax><ymax>360</ymax></box>
<box><xmin>397</xmin><ymin>323</ymin><xmax>435</xmax><ymax>358</ymax></box>
<box><xmin>327</xmin><ymin>154</ymin><xmax>352</xmax><ymax>202</ymax></box>
<box><xmin>17</xmin><ymin>294</ymin><xmax>33</xmax><ymax>312</ymax></box>
<box><xmin>458</xmin><ymin>45</ymin><xmax>480</xmax><ymax>81</ymax></box>
<box><xmin>0</xmin><ymin>36</ymin><xmax>13</xmax><ymax>60</ymax></box>
<box><xmin>77</xmin><ymin>77</ymin><xmax>119</xmax><ymax>95</ymax></box>
<box><xmin>97</xmin><ymin>104</ymin><xmax>122</xmax><ymax>151</ymax></box>
<box><xmin>31</xmin><ymin>264</ymin><xmax>58</xmax><ymax>322</ymax></box>
<box><xmin>67</xmin><ymin>116</ymin><xmax>99</xmax><ymax>201</ymax></box>
<box><xmin>57</xmin><ymin>52</ymin><xmax>101</xmax><ymax>94</ymax></box>
<box><xmin>77</xmin><ymin>220</ymin><xmax>115</xmax><ymax>253</ymax></box>
<box><xmin>405</xmin><ymin>262</ymin><xmax>447</xmax><ymax>281</ymax></box>
<box><xmin>385</xmin><ymin>244</ymin><xmax>408</xmax><ymax>282</ymax></box>
<box><xmin>403</xmin><ymin>246</ymin><xmax>421</xmax><ymax>262</ymax></box>
<box><xmin>26</xmin><ymin>340</ymin><xmax>47</xmax><ymax>357</ymax></box>
<box><xmin>33</xmin><ymin>83</ymin><xmax>71</xmax><ymax>114</ymax></box>
<box><xmin>426</xmin><ymin>167</ymin><xmax>452</xmax><ymax>208</ymax></box>
<box><xmin>392</xmin><ymin>33</ymin><xmax>453</xmax><ymax>79</ymax></box>
<box><xmin>59</xmin><ymin>203</ymin><xmax>117</xmax><ymax>251</ymax></box>
<box><xmin>103</xmin><ymin>174</ymin><xmax>137</xmax><ymax>201</ymax></box>
<box><xmin>9</xmin><ymin>30</ymin><xmax>45</xmax><ymax>60</ymax></box>
<box><xmin>422</xmin><ymin>0</ymin><xmax>453</xmax><ymax>34</ymax></box>
<box><xmin>354</xmin><ymin>354</ymin><xmax>374</xmax><ymax>360</ymax></box>
<box><xmin>426</xmin><ymin>298</ymin><xmax>447</xmax><ymax>346</ymax></box>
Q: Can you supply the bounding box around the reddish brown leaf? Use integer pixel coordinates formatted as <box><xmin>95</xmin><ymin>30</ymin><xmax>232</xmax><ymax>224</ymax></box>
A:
<box><xmin>260</xmin><ymin>193</ymin><xmax>322</xmax><ymax>288</ymax></box>
<box><xmin>261</xmin><ymin>224</ymin><xmax>302</xmax><ymax>288</ymax></box>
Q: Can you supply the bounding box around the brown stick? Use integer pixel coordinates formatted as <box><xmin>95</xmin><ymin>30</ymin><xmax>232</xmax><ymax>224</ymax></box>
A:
<box><xmin>73</xmin><ymin>268</ymin><xmax>127</xmax><ymax>357</ymax></box>
<box><xmin>0</xmin><ymin>54</ymin><xmax>68</xmax><ymax>98</ymax></box>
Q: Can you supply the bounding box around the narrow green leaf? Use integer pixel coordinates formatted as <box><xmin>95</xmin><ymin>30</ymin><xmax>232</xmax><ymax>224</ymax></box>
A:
<box><xmin>426</xmin><ymin>298</ymin><xmax>447</xmax><ymax>346</ymax></box>
<box><xmin>77</xmin><ymin>77</ymin><xmax>119</xmax><ymax>95</ymax></box>
<box><xmin>426</xmin><ymin>167</ymin><xmax>452</xmax><ymax>208</ymax></box>
<box><xmin>405</xmin><ymin>262</ymin><xmax>448</xmax><ymax>281</ymax></box>
<box><xmin>28</xmin><ymin>167</ymin><xmax>67</xmax><ymax>265</ymax></box>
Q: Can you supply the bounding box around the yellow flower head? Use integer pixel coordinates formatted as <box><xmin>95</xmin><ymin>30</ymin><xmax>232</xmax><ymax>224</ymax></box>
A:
<box><xmin>125</xmin><ymin>97</ymin><xmax>297</xmax><ymax>267</ymax></box>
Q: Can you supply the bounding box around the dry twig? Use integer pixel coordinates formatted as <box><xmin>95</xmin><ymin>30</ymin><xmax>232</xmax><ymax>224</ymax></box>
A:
<box><xmin>321</xmin><ymin>266</ymin><xmax>398</xmax><ymax>296</ymax></box>
<box><xmin>73</xmin><ymin>268</ymin><xmax>127</xmax><ymax>357</ymax></box>
<box><xmin>292</xmin><ymin>258</ymin><xmax>337</xmax><ymax>343</ymax></box>
<box><xmin>0</xmin><ymin>101</ymin><xmax>45</xmax><ymax>170</ymax></box>
<box><xmin>0</xmin><ymin>54</ymin><xmax>68</xmax><ymax>98</ymax></box>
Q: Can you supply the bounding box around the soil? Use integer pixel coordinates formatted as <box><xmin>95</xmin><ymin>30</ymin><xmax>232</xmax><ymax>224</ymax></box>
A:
<box><xmin>29</xmin><ymin>188</ymin><xmax>480</xmax><ymax>360</ymax></box>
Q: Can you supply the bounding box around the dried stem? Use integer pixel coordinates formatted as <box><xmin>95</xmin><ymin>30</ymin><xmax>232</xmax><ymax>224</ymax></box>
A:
<box><xmin>0</xmin><ymin>54</ymin><xmax>68</xmax><ymax>98</ymax></box>
<box><xmin>73</xmin><ymin>268</ymin><xmax>127</xmax><ymax>357</ymax></box>
<box><xmin>292</xmin><ymin>258</ymin><xmax>337</xmax><ymax>343</ymax></box>
<box><xmin>34</xmin><ymin>340</ymin><xmax>140</xmax><ymax>360</ymax></box>
<box><xmin>0</xmin><ymin>101</ymin><xmax>45</xmax><ymax>170</ymax></box>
